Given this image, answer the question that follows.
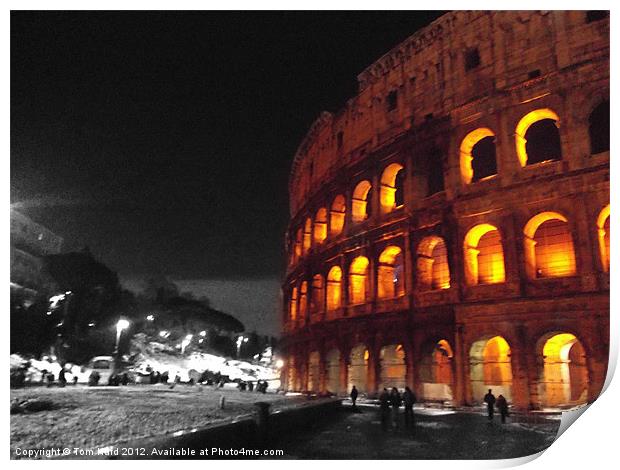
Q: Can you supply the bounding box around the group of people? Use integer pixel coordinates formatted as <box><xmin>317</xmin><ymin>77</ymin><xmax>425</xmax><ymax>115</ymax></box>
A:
<box><xmin>483</xmin><ymin>389</ymin><xmax>510</xmax><ymax>423</ymax></box>
<box><xmin>350</xmin><ymin>385</ymin><xmax>511</xmax><ymax>429</ymax></box>
<box><xmin>350</xmin><ymin>385</ymin><xmax>418</xmax><ymax>431</ymax></box>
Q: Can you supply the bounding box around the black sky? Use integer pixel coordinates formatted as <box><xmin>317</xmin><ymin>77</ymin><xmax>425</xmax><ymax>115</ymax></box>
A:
<box><xmin>11</xmin><ymin>11</ymin><xmax>444</xmax><ymax>282</ymax></box>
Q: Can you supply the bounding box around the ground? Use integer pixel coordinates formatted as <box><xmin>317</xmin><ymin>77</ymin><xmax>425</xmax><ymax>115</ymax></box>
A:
<box><xmin>11</xmin><ymin>387</ymin><xmax>561</xmax><ymax>460</ymax></box>
<box><xmin>279</xmin><ymin>403</ymin><xmax>561</xmax><ymax>459</ymax></box>
<box><xmin>10</xmin><ymin>384</ymin><xmax>304</xmax><ymax>458</ymax></box>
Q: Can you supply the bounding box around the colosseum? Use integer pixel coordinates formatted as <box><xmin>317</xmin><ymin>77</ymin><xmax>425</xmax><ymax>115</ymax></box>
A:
<box><xmin>280</xmin><ymin>10</ymin><xmax>609</xmax><ymax>410</ymax></box>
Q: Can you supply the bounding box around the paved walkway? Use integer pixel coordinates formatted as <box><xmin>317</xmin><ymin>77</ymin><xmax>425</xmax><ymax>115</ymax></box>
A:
<box><xmin>278</xmin><ymin>405</ymin><xmax>560</xmax><ymax>459</ymax></box>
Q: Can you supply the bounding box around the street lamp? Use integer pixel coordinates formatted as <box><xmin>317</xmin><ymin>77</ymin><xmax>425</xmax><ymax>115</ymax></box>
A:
<box><xmin>146</xmin><ymin>314</ymin><xmax>155</xmax><ymax>322</ymax></box>
<box><xmin>236</xmin><ymin>335</ymin><xmax>249</xmax><ymax>358</ymax></box>
<box><xmin>181</xmin><ymin>334</ymin><xmax>193</xmax><ymax>354</ymax></box>
<box><xmin>113</xmin><ymin>319</ymin><xmax>130</xmax><ymax>373</ymax></box>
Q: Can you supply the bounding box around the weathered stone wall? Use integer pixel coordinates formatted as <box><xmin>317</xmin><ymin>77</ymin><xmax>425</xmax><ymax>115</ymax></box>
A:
<box><xmin>282</xmin><ymin>11</ymin><xmax>609</xmax><ymax>410</ymax></box>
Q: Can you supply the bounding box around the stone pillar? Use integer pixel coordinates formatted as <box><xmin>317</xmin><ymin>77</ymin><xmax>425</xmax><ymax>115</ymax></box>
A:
<box><xmin>511</xmin><ymin>325</ymin><xmax>533</xmax><ymax>411</ymax></box>
<box><xmin>403</xmin><ymin>230</ymin><xmax>414</xmax><ymax>300</ymax></box>
<box><xmin>319</xmin><ymin>349</ymin><xmax>327</xmax><ymax>394</ymax></box>
<box><xmin>367</xmin><ymin>343</ymin><xmax>380</xmax><ymax>396</ymax></box>
<box><xmin>340</xmin><ymin>347</ymin><xmax>350</xmax><ymax>396</ymax></box>
<box><xmin>454</xmin><ymin>324</ymin><xmax>467</xmax><ymax>406</ymax></box>
<box><xmin>405</xmin><ymin>340</ymin><xmax>416</xmax><ymax>391</ymax></box>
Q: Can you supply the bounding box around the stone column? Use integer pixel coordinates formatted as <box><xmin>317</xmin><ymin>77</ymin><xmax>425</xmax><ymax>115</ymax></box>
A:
<box><xmin>511</xmin><ymin>325</ymin><xmax>533</xmax><ymax>411</ymax></box>
<box><xmin>454</xmin><ymin>324</ymin><xmax>467</xmax><ymax>406</ymax></box>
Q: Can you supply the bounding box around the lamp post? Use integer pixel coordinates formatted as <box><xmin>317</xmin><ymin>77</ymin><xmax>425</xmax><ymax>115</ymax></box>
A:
<box><xmin>236</xmin><ymin>335</ymin><xmax>248</xmax><ymax>358</ymax></box>
<box><xmin>113</xmin><ymin>319</ymin><xmax>130</xmax><ymax>374</ymax></box>
<box><xmin>181</xmin><ymin>334</ymin><xmax>193</xmax><ymax>354</ymax></box>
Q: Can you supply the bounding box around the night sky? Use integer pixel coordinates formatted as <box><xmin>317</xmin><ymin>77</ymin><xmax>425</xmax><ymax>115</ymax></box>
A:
<box><xmin>11</xmin><ymin>11</ymin><xmax>444</xmax><ymax>334</ymax></box>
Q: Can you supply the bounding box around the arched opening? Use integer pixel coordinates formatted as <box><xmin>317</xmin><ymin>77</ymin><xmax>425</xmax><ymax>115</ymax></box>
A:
<box><xmin>377</xmin><ymin>246</ymin><xmax>405</xmax><ymax>299</ymax></box>
<box><xmin>470</xmin><ymin>336</ymin><xmax>513</xmax><ymax>403</ymax></box>
<box><xmin>460</xmin><ymin>128</ymin><xmax>497</xmax><ymax>184</ymax></box>
<box><xmin>589</xmin><ymin>100</ymin><xmax>610</xmax><ymax>154</ymax></box>
<box><xmin>417</xmin><ymin>236</ymin><xmax>451</xmax><ymax>291</ymax></box>
<box><xmin>539</xmin><ymin>333</ymin><xmax>589</xmax><ymax>407</ymax></box>
<box><xmin>313</xmin><ymin>208</ymin><xmax>327</xmax><ymax>244</ymax></box>
<box><xmin>289</xmin><ymin>286</ymin><xmax>298</xmax><ymax>322</ymax></box>
<box><xmin>515</xmin><ymin>109</ymin><xmax>561</xmax><ymax>166</ymax></box>
<box><xmin>294</xmin><ymin>228</ymin><xmax>302</xmax><ymax>262</ymax></box>
<box><xmin>378</xmin><ymin>344</ymin><xmax>407</xmax><ymax>391</ymax></box>
<box><xmin>523</xmin><ymin>212</ymin><xmax>576</xmax><ymax>279</ymax></box>
<box><xmin>302</xmin><ymin>218</ymin><xmax>312</xmax><ymax>254</ymax></box>
<box><xmin>424</xmin><ymin>148</ymin><xmax>445</xmax><ymax>196</ymax></box>
<box><xmin>307</xmin><ymin>351</ymin><xmax>321</xmax><ymax>392</ymax></box>
<box><xmin>418</xmin><ymin>339</ymin><xmax>454</xmax><ymax>401</ymax></box>
<box><xmin>325</xmin><ymin>349</ymin><xmax>341</xmax><ymax>394</ymax></box>
<box><xmin>330</xmin><ymin>195</ymin><xmax>346</xmax><ymax>236</ymax></box>
<box><xmin>348</xmin><ymin>256</ymin><xmax>369</xmax><ymax>305</ymax></box>
<box><xmin>298</xmin><ymin>281</ymin><xmax>308</xmax><ymax>320</ymax></box>
<box><xmin>597</xmin><ymin>205</ymin><xmax>610</xmax><ymax>272</ymax></box>
<box><xmin>310</xmin><ymin>274</ymin><xmax>324</xmax><ymax>315</ymax></box>
<box><xmin>348</xmin><ymin>345</ymin><xmax>369</xmax><ymax>394</ymax></box>
<box><xmin>326</xmin><ymin>266</ymin><xmax>343</xmax><ymax>311</ymax></box>
<box><xmin>352</xmin><ymin>180</ymin><xmax>372</xmax><ymax>223</ymax></box>
<box><xmin>380</xmin><ymin>163</ymin><xmax>405</xmax><ymax>213</ymax></box>
<box><xmin>463</xmin><ymin>224</ymin><xmax>506</xmax><ymax>286</ymax></box>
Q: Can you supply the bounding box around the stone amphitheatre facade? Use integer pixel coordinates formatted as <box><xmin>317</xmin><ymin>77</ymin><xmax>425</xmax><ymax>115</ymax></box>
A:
<box><xmin>280</xmin><ymin>10</ymin><xmax>609</xmax><ymax>410</ymax></box>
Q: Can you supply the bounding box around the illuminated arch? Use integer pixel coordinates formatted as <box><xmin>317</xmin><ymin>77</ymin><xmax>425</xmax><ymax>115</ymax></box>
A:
<box><xmin>380</xmin><ymin>163</ymin><xmax>405</xmax><ymax>213</ymax></box>
<box><xmin>459</xmin><ymin>128</ymin><xmax>496</xmax><ymax>184</ymax></box>
<box><xmin>348</xmin><ymin>256</ymin><xmax>369</xmax><ymax>304</ymax></box>
<box><xmin>597</xmin><ymin>204</ymin><xmax>610</xmax><ymax>272</ymax></box>
<box><xmin>352</xmin><ymin>180</ymin><xmax>372</xmax><ymax>223</ymax></box>
<box><xmin>313</xmin><ymin>208</ymin><xmax>327</xmax><ymax>244</ymax></box>
<box><xmin>463</xmin><ymin>224</ymin><xmax>506</xmax><ymax>285</ymax></box>
<box><xmin>348</xmin><ymin>344</ymin><xmax>369</xmax><ymax>393</ymax></box>
<box><xmin>417</xmin><ymin>236</ymin><xmax>451</xmax><ymax>290</ymax></box>
<box><xmin>330</xmin><ymin>195</ymin><xmax>346</xmax><ymax>236</ymax></box>
<box><xmin>538</xmin><ymin>333</ymin><xmax>588</xmax><ymax>407</ymax></box>
<box><xmin>470</xmin><ymin>336</ymin><xmax>513</xmax><ymax>403</ymax></box>
<box><xmin>515</xmin><ymin>108</ymin><xmax>561</xmax><ymax>167</ymax></box>
<box><xmin>523</xmin><ymin>212</ymin><xmax>576</xmax><ymax>279</ymax></box>
<box><xmin>310</xmin><ymin>274</ymin><xmax>324</xmax><ymax>314</ymax></box>
<box><xmin>289</xmin><ymin>286</ymin><xmax>298</xmax><ymax>322</ymax></box>
<box><xmin>326</xmin><ymin>266</ymin><xmax>343</xmax><ymax>311</ymax></box>
<box><xmin>377</xmin><ymin>246</ymin><xmax>405</xmax><ymax>299</ymax></box>
<box><xmin>302</xmin><ymin>217</ymin><xmax>312</xmax><ymax>254</ymax></box>
<box><xmin>378</xmin><ymin>344</ymin><xmax>406</xmax><ymax>390</ymax></box>
<box><xmin>298</xmin><ymin>281</ymin><xmax>308</xmax><ymax>319</ymax></box>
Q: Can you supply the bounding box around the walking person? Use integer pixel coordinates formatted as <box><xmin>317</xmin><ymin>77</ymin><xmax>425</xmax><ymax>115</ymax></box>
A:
<box><xmin>496</xmin><ymin>394</ymin><xmax>509</xmax><ymax>423</ymax></box>
<box><xmin>350</xmin><ymin>385</ymin><xmax>359</xmax><ymax>409</ymax></box>
<box><xmin>379</xmin><ymin>388</ymin><xmax>391</xmax><ymax>431</ymax></box>
<box><xmin>390</xmin><ymin>387</ymin><xmax>402</xmax><ymax>429</ymax></box>
<box><xmin>403</xmin><ymin>386</ymin><xmax>417</xmax><ymax>429</ymax></box>
<box><xmin>483</xmin><ymin>389</ymin><xmax>496</xmax><ymax>421</ymax></box>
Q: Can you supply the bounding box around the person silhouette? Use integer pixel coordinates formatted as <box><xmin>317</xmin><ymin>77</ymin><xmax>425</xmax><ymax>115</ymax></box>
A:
<box><xmin>350</xmin><ymin>385</ymin><xmax>359</xmax><ymax>408</ymax></box>
<box><xmin>483</xmin><ymin>389</ymin><xmax>496</xmax><ymax>421</ymax></box>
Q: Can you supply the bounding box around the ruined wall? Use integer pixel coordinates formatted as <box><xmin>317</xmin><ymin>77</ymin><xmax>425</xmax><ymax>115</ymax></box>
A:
<box><xmin>282</xmin><ymin>11</ymin><xmax>609</xmax><ymax>410</ymax></box>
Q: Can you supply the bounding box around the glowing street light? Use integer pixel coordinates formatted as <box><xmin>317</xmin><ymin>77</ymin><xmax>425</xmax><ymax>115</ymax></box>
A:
<box><xmin>236</xmin><ymin>335</ymin><xmax>249</xmax><ymax>358</ymax></box>
<box><xmin>159</xmin><ymin>330</ymin><xmax>170</xmax><ymax>338</ymax></box>
<box><xmin>115</xmin><ymin>319</ymin><xmax>130</xmax><ymax>354</ymax></box>
<box><xmin>275</xmin><ymin>359</ymin><xmax>284</xmax><ymax>369</ymax></box>
<box><xmin>181</xmin><ymin>334</ymin><xmax>193</xmax><ymax>354</ymax></box>
<box><xmin>199</xmin><ymin>330</ymin><xmax>207</xmax><ymax>337</ymax></box>
<box><xmin>146</xmin><ymin>314</ymin><xmax>155</xmax><ymax>322</ymax></box>
<box><xmin>113</xmin><ymin>318</ymin><xmax>130</xmax><ymax>374</ymax></box>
